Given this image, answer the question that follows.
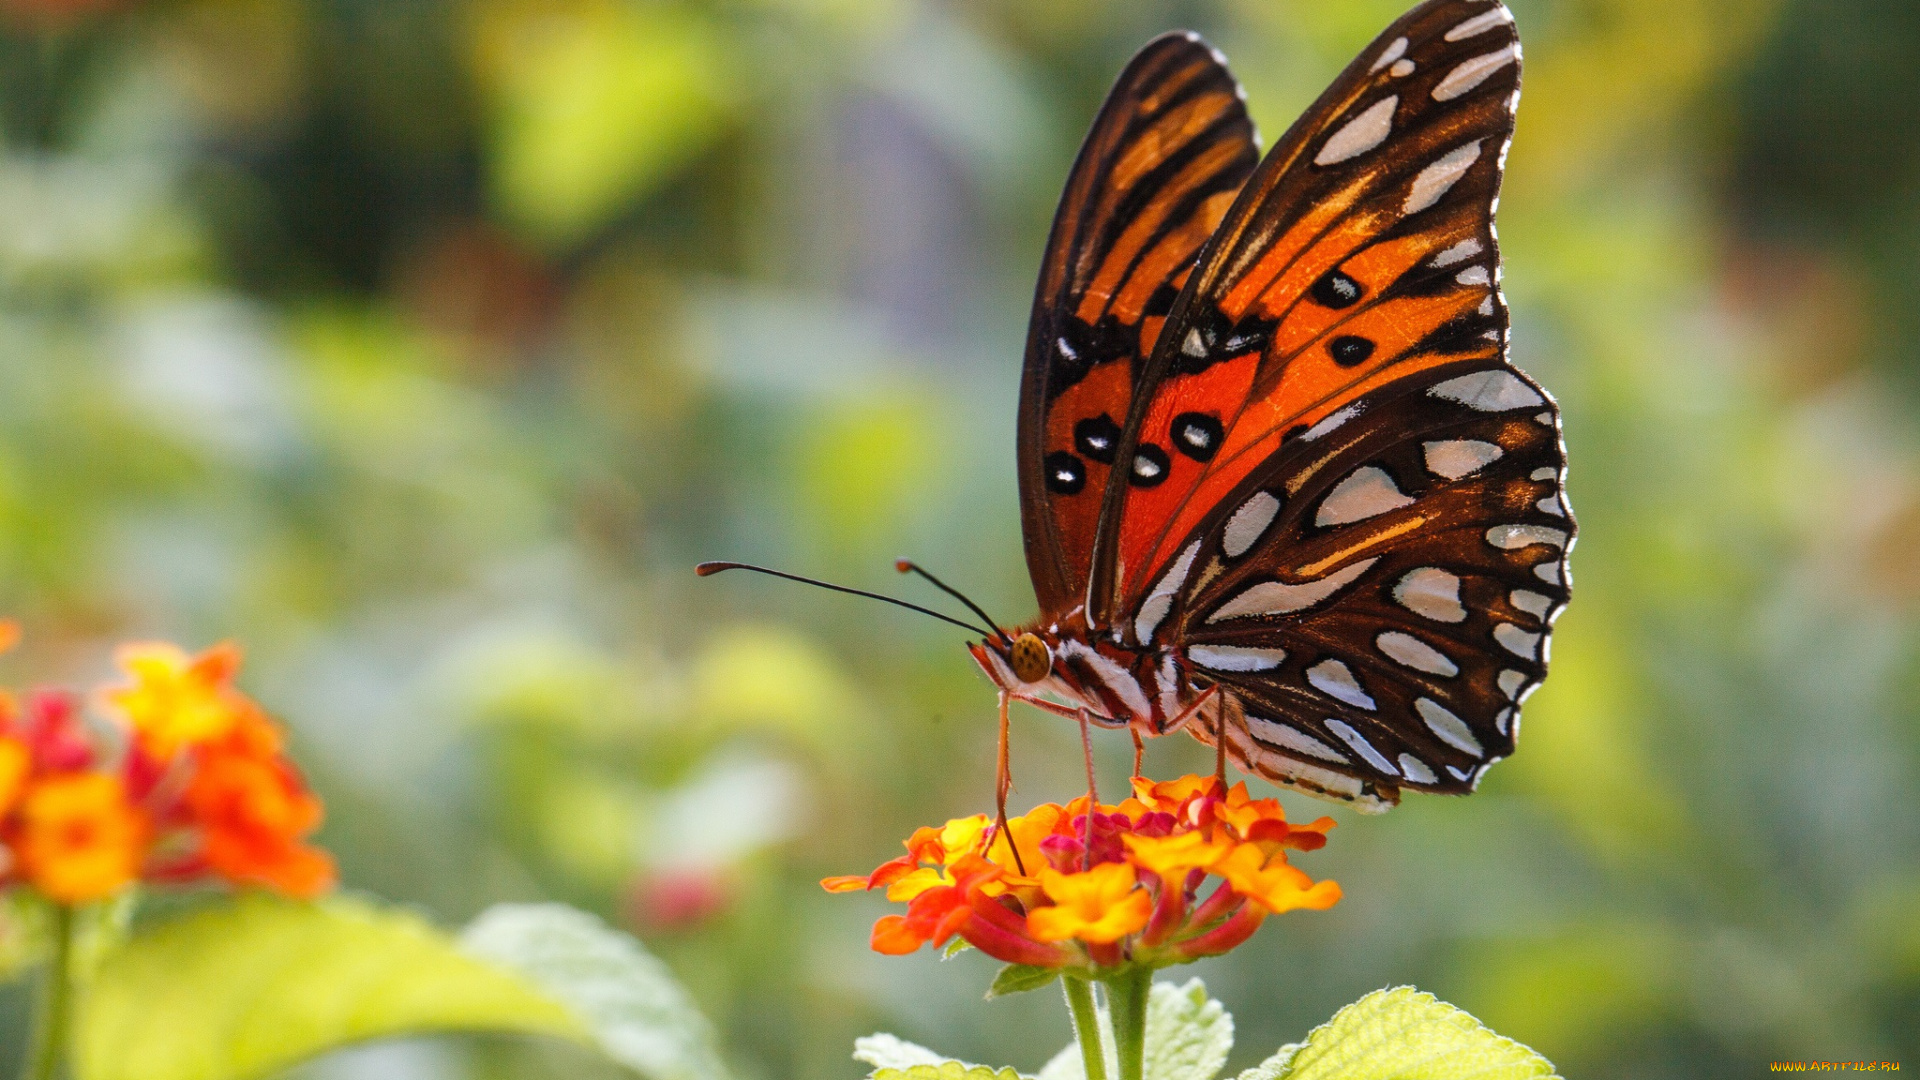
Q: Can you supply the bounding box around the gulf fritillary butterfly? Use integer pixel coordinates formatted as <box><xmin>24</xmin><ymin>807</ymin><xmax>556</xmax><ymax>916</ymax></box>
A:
<box><xmin>704</xmin><ymin>0</ymin><xmax>1571</xmax><ymax>816</ymax></box>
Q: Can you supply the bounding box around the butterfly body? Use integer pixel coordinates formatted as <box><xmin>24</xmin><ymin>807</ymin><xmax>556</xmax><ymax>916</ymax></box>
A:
<box><xmin>994</xmin><ymin>0</ymin><xmax>1569</xmax><ymax>813</ymax></box>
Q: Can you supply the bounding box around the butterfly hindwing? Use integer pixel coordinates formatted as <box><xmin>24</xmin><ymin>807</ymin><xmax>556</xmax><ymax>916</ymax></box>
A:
<box><xmin>1168</xmin><ymin>360</ymin><xmax>1570</xmax><ymax>806</ymax></box>
<box><xmin>1018</xmin><ymin>33</ymin><xmax>1259</xmax><ymax>616</ymax></box>
<box><xmin>1083</xmin><ymin>0</ymin><xmax>1527</xmax><ymax>627</ymax></box>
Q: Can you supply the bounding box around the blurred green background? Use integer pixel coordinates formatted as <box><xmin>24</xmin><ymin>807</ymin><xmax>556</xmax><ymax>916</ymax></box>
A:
<box><xmin>0</xmin><ymin>0</ymin><xmax>1915</xmax><ymax>1076</ymax></box>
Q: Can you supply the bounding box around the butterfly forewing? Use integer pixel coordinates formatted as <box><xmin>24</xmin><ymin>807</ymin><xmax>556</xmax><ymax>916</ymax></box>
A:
<box><xmin>1083</xmin><ymin>0</ymin><xmax>1528</xmax><ymax>627</ymax></box>
<box><xmin>1018</xmin><ymin>33</ymin><xmax>1259</xmax><ymax>616</ymax></box>
<box><xmin>1049</xmin><ymin>0</ymin><xmax>1568</xmax><ymax>808</ymax></box>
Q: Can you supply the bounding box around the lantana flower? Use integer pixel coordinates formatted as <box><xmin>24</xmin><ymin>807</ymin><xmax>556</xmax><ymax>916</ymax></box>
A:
<box><xmin>0</xmin><ymin>632</ymin><xmax>337</xmax><ymax>905</ymax></box>
<box><xmin>823</xmin><ymin>774</ymin><xmax>1340</xmax><ymax>972</ymax></box>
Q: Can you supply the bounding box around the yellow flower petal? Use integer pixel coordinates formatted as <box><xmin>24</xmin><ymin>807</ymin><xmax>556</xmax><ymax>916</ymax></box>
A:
<box><xmin>1028</xmin><ymin>862</ymin><xmax>1153</xmax><ymax>944</ymax></box>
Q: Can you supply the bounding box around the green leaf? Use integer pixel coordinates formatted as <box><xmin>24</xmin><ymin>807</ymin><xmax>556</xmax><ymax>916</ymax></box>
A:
<box><xmin>854</xmin><ymin>1034</ymin><xmax>1032</xmax><ymax>1080</ymax></box>
<box><xmin>461</xmin><ymin>903</ymin><xmax>730</xmax><ymax>1080</ymax></box>
<box><xmin>988</xmin><ymin>963</ymin><xmax>1061</xmax><ymax>998</ymax></box>
<box><xmin>873</xmin><ymin>1065</ymin><xmax>1028</xmax><ymax>1080</ymax></box>
<box><xmin>1144</xmin><ymin>979</ymin><xmax>1234</xmax><ymax>1080</ymax></box>
<box><xmin>1232</xmin><ymin>1047</ymin><xmax>1299</xmax><ymax>1080</ymax></box>
<box><xmin>1265</xmin><ymin>986</ymin><xmax>1560</xmax><ymax>1080</ymax></box>
<box><xmin>73</xmin><ymin>894</ymin><xmax>584</xmax><ymax>1080</ymax></box>
<box><xmin>482</xmin><ymin>4</ymin><xmax>735</xmax><ymax>247</ymax></box>
<box><xmin>854</xmin><ymin>1034</ymin><xmax>950</xmax><ymax>1071</ymax></box>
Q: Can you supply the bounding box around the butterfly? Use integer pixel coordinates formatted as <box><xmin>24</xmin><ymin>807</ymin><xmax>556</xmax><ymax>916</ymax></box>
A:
<box><xmin>962</xmin><ymin>0</ymin><xmax>1568</xmax><ymax>815</ymax></box>
<box><xmin>703</xmin><ymin>0</ymin><xmax>1569</xmax><ymax>817</ymax></box>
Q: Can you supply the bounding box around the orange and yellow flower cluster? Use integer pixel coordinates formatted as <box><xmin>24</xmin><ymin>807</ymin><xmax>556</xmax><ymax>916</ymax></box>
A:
<box><xmin>823</xmin><ymin>775</ymin><xmax>1341</xmax><ymax>970</ymax></box>
<box><xmin>0</xmin><ymin>630</ymin><xmax>334</xmax><ymax>905</ymax></box>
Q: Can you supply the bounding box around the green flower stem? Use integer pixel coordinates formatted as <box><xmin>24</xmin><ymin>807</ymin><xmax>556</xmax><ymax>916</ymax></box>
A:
<box><xmin>1063</xmin><ymin>975</ymin><xmax>1108</xmax><ymax>1080</ymax></box>
<box><xmin>1105</xmin><ymin>966</ymin><xmax>1152</xmax><ymax>1080</ymax></box>
<box><xmin>24</xmin><ymin>903</ymin><xmax>75</xmax><ymax>1080</ymax></box>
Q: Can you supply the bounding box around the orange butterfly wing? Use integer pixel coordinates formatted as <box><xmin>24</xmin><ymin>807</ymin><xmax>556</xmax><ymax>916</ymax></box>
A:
<box><xmin>1083</xmin><ymin>0</ymin><xmax>1528</xmax><ymax>626</ymax></box>
<box><xmin>1018</xmin><ymin>33</ymin><xmax>1259</xmax><ymax>617</ymax></box>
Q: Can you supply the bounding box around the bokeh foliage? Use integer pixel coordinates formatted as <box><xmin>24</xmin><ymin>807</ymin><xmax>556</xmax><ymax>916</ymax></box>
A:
<box><xmin>0</xmin><ymin>0</ymin><xmax>1915</xmax><ymax>1078</ymax></box>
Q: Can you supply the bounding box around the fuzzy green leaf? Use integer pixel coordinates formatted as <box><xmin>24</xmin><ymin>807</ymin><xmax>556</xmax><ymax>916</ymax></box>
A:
<box><xmin>73</xmin><ymin>895</ymin><xmax>584</xmax><ymax>1080</ymax></box>
<box><xmin>854</xmin><ymin>1034</ymin><xmax>950</xmax><ymax>1071</ymax></box>
<box><xmin>873</xmin><ymin>1065</ymin><xmax>1028</xmax><ymax>1080</ymax></box>
<box><xmin>988</xmin><ymin>963</ymin><xmax>1062</xmax><ymax>998</ymax></box>
<box><xmin>461</xmin><ymin>903</ymin><xmax>730</xmax><ymax>1080</ymax></box>
<box><xmin>1144</xmin><ymin>979</ymin><xmax>1234</xmax><ymax>1080</ymax></box>
<box><xmin>1266</xmin><ymin>986</ymin><xmax>1560</xmax><ymax>1080</ymax></box>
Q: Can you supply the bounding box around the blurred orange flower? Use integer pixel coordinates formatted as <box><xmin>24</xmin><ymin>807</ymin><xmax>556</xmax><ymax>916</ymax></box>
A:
<box><xmin>0</xmin><ymin>626</ymin><xmax>337</xmax><ymax>907</ymax></box>
<box><xmin>824</xmin><ymin>774</ymin><xmax>1340</xmax><ymax>972</ymax></box>
<box><xmin>185</xmin><ymin>750</ymin><xmax>334</xmax><ymax>898</ymax></box>
<box><xmin>12</xmin><ymin>774</ymin><xmax>146</xmax><ymax>904</ymax></box>
<box><xmin>106</xmin><ymin>641</ymin><xmax>251</xmax><ymax>761</ymax></box>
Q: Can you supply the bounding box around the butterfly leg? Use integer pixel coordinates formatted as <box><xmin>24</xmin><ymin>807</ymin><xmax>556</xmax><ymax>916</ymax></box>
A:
<box><xmin>994</xmin><ymin>690</ymin><xmax>1028</xmax><ymax>875</ymax></box>
<box><xmin>1131</xmin><ymin>730</ymin><xmax>1144</xmax><ymax>778</ymax></box>
<box><xmin>1077</xmin><ymin>708</ymin><xmax>1100</xmax><ymax>872</ymax></box>
<box><xmin>1214</xmin><ymin>705</ymin><xmax>1227</xmax><ymax>788</ymax></box>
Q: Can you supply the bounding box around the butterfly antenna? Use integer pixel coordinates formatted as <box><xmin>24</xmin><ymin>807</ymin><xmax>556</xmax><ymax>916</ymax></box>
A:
<box><xmin>695</xmin><ymin>562</ymin><xmax>996</xmax><ymax>639</ymax></box>
<box><xmin>894</xmin><ymin>559</ymin><xmax>1013</xmax><ymax>646</ymax></box>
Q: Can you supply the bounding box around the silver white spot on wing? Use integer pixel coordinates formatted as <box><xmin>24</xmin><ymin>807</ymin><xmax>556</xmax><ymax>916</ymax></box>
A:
<box><xmin>1247</xmin><ymin>715</ymin><xmax>1349</xmax><ymax>764</ymax></box>
<box><xmin>1497</xmin><ymin>668</ymin><xmax>1528</xmax><ymax>700</ymax></box>
<box><xmin>1183</xmin><ymin>327</ymin><xmax>1207</xmax><ymax>358</ymax></box>
<box><xmin>1317</xmin><ymin>466</ymin><xmax>1414</xmax><ymax>526</ymax></box>
<box><xmin>1495</xmin><ymin>707</ymin><xmax>1514</xmax><ymax>736</ymax></box>
<box><xmin>1210</xmin><ymin>558</ymin><xmax>1379</xmax><ymax>621</ymax></box>
<box><xmin>1394</xmin><ymin>567</ymin><xmax>1466</xmax><ymax>623</ymax></box>
<box><xmin>1535</xmin><ymin>411</ymin><xmax>1553</xmax><ymax>424</ymax></box>
<box><xmin>1509</xmin><ymin>589</ymin><xmax>1551</xmax><ymax>619</ymax></box>
<box><xmin>1316</xmin><ymin>96</ymin><xmax>1399</xmax><ymax>165</ymax></box>
<box><xmin>1390</xmin><ymin>59</ymin><xmax>1415</xmax><ymax>78</ymax></box>
<box><xmin>1433</xmin><ymin>44</ymin><xmax>1520</xmax><ymax>102</ymax></box>
<box><xmin>1423</xmin><ymin>438</ymin><xmax>1503</xmax><ymax>480</ymax></box>
<box><xmin>1405</xmin><ymin>141</ymin><xmax>1483</xmax><ymax>215</ymax></box>
<box><xmin>1445</xmin><ymin>6</ymin><xmax>1515</xmax><ymax>41</ymax></box>
<box><xmin>1429</xmin><ymin>370</ymin><xmax>1544</xmax><ymax>411</ymax></box>
<box><xmin>1537</xmin><ymin>492</ymin><xmax>1567</xmax><ymax>517</ymax></box>
<box><xmin>1134</xmin><ymin>540</ymin><xmax>1202</xmax><ymax>645</ymax></box>
<box><xmin>1397</xmin><ymin>753</ymin><xmax>1438</xmax><ymax>785</ymax></box>
<box><xmin>1456</xmin><ymin>266</ymin><xmax>1491</xmax><ymax>286</ymax></box>
<box><xmin>1307</xmin><ymin>658</ymin><xmax>1376</xmax><ymax>710</ymax></box>
<box><xmin>1222</xmin><ymin>491</ymin><xmax>1281</xmax><ymax>558</ymax></box>
<box><xmin>1530</xmin><ymin>467</ymin><xmax>1557</xmax><ymax>481</ymax></box>
<box><xmin>1433</xmin><ymin>238</ymin><xmax>1484</xmax><ymax>267</ymax></box>
<box><xmin>1326</xmin><ymin>719</ymin><xmax>1399</xmax><ymax>776</ymax></box>
<box><xmin>1056</xmin><ymin>336</ymin><xmax>1078</xmax><ymax>361</ymax></box>
<box><xmin>1447</xmin><ymin>764</ymin><xmax>1475</xmax><ymax>782</ymax></box>
<box><xmin>1369</xmin><ymin>35</ymin><xmax>1409</xmax><ymax>73</ymax></box>
<box><xmin>1493</xmin><ymin>622</ymin><xmax>1541</xmax><ymax>659</ymax></box>
<box><xmin>1188</xmin><ymin>645</ymin><xmax>1287</xmax><ymax>672</ymax></box>
<box><xmin>1534</xmin><ymin>561</ymin><xmax>1563</xmax><ymax>585</ymax></box>
<box><xmin>1416</xmin><ymin>697</ymin><xmax>1484</xmax><ymax>756</ymax></box>
<box><xmin>1376</xmin><ymin>631</ymin><xmax>1458</xmax><ymax>676</ymax></box>
<box><xmin>1301</xmin><ymin>403</ymin><xmax>1363</xmax><ymax>441</ymax></box>
<box><xmin>1478</xmin><ymin>297</ymin><xmax>1496</xmax><ymax>316</ymax></box>
<box><xmin>1487</xmin><ymin>525</ymin><xmax>1569</xmax><ymax>550</ymax></box>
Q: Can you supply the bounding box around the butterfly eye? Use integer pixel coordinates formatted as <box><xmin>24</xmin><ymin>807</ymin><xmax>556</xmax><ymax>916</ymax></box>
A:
<box><xmin>1009</xmin><ymin>633</ymin><xmax>1051</xmax><ymax>684</ymax></box>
